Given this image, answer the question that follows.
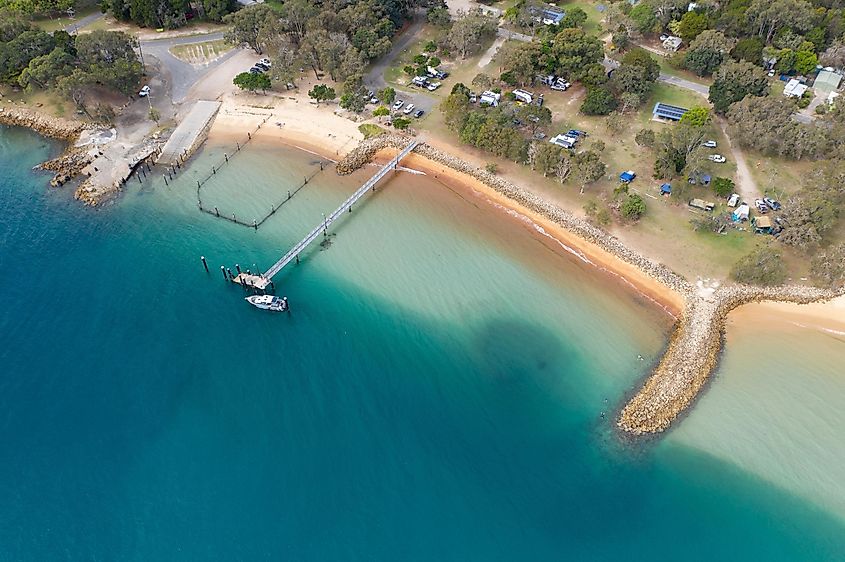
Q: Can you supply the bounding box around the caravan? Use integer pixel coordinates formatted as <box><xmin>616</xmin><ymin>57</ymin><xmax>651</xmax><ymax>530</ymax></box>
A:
<box><xmin>513</xmin><ymin>89</ymin><xmax>534</xmax><ymax>104</ymax></box>
<box><xmin>479</xmin><ymin>91</ymin><xmax>501</xmax><ymax>106</ymax></box>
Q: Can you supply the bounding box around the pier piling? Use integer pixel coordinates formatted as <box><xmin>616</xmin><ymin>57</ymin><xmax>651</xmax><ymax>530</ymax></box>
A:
<box><xmin>201</xmin><ymin>256</ymin><xmax>209</xmax><ymax>272</ymax></box>
<box><xmin>221</xmin><ymin>265</ymin><xmax>226</xmax><ymax>280</ymax></box>
<box><xmin>236</xmin><ymin>264</ymin><xmax>241</xmax><ymax>274</ymax></box>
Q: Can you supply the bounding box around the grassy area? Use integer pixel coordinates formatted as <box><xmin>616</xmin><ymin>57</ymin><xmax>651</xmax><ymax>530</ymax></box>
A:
<box><xmin>32</xmin><ymin>5</ymin><xmax>100</xmax><ymax>32</ymax></box>
<box><xmin>558</xmin><ymin>0</ymin><xmax>604</xmax><ymax>36</ymax></box>
<box><xmin>358</xmin><ymin>123</ymin><xmax>387</xmax><ymax>138</ymax></box>
<box><xmin>0</xmin><ymin>87</ymin><xmax>75</xmax><ymax>118</ymax></box>
<box><xmin>657</xmin><ymin>57</ymin><xmax>713</xmax><ymax>86</ymax></box>
<box><xmin>170</xmin><ymin>39</ymin><xmax>233</xmax><ymax>64</ymax></box>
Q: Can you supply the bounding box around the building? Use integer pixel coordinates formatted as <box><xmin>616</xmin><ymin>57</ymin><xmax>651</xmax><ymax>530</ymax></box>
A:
<box><xmin>532</xmin><ymin>6</ymin><xmax>566</xmax><ymax>25</ymax></box>
<box><xmin>814</xmin><ymin>69</ymin><xmax>842</xmax><ymax>98</ymax></box>
<box><xmin>783</xmin><ymin>78</ymin><xmax>809</xmax><ymax>98</ymax></box>
<box><xmin>550</xmin><ymin>134</ymin><xmax>577</xmax><ymax>149</ymax></box>
<box><xmin>753</xmin><ymin>215</ymin><xmax>774</xmax><ymax>234</ymax></box>
<box><xmin>662</xmin><ymin>36</ymin><xmax>683</xmax><ymax>52</ymax></box>
<box><xmin>652</xmin><ymin>102</ymin><xmax>689</xmax><ymax>121</ymax></box>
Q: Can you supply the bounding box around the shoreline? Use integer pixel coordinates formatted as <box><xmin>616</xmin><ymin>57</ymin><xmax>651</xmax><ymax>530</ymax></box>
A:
<box><xmin>334</xmin><ymin>134</ymin><xmax>845</xmax><ymax>435</ymax></box>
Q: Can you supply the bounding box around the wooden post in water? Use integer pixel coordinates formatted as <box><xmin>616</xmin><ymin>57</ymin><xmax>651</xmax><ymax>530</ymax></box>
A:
<box><xmin>201</xmin><ymin>256</ymin><xmax>208</xmax><ymax>272</ymax></box>
<box><xmin>236</xmin><ymin>264</ymin><xmax>241</xmax><ymax>274</ymax></box>
<box><xmin>221</xmin><ymin>265</ymin><xmax>226</xmax><ymax>280</ymax></box>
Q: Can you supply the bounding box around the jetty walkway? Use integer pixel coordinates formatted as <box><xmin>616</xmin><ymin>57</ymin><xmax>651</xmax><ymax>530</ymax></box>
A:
<box><xmin>246</xmin><ymin>140</ymin><xmax>418</xmax><ymax>290</ymax></box>
<box><xmin>157</xmin><ymin>100</ymin><xmax>221</xmax><ymax>166</ymax></box>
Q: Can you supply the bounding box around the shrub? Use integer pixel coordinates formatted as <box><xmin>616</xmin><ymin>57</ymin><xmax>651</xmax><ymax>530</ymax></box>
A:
<box><xmin>815</xmin><ymin>104</ymin><xmax>828</xmax><ymax>115</ymax></box>
<box><xmin>485</xmin><ymin>162</ymin><xmax>498</xmax><ymax>174</ymax></box>
<box><xmin>428</xmin><ymin>56</ymin><xmax>441</xmax><ymax>67</ymax></box>
<box><xmin>712</xmin><ymin>177</ymin><xmax>735</xmax><ymax>197</ymax></box>
<box><xmin>424</xmin><ymin>40</ymin><xmax>438</xmax><ymax>53</ymax></box>
<box><xmin>580</xmin><ymin>86</ymin><xmax>617</xmax><ymax>115</ymax></box>
<box><xmin>403</xmin><ymin>65</ymin><xmax>415</xmax><ymax>76</ymax></box>
<box><xmin>393</xmin><ymin>117</ymin><xmax>411</xmax><ymax>129</ymax></box>
<box><xmin>730</xmin><ymin>246</ymin><xmax>787</xmax><ymax>286</ymax></box>
<box><xmin>635</xmin><ymin>128</ymin><xmax>655</xmax><ymax>147</ymax></box>
<box><xmin>621</xmin><ymin>194</ymin><xmax>646</xmax><ymax>220</ymax></box>
<box><xmin>413</xmin><ymin>54</ymin><xmax>428</xmax><ymax>65</ymax></box>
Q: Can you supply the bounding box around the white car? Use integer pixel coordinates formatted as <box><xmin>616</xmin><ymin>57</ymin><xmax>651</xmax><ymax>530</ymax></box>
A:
<box><xmin>702</xmin><ymin>140</ymin><xmax>717</xmax><ymax>148</ymax></box>
<box><xmin>708</xmin><ymin>154</ymin><xmax>726</xmax><ymax>163</ymax></box>
<box><xmin>403</xmin><ymin>103</ymin><xmax>415</xmax><ymax>115</ymax></box>
<box><xmin>139</xmin><ymin>85</ymin><xmax>150</xmax><ymax>97</ymax></box>
<box><xmin>392</xmin><ymin>100</ymin><xmax>404</xmax><ymax>111</ymax></box>
<box><xmin>259</xmin><ymin>58</ymin><xmax>271</xmax><ymax>67</ymax></box>
<box><xmin>426</xmin><ymin>82</ymin><xmax>441</xmax><ymax>91</ymax></box>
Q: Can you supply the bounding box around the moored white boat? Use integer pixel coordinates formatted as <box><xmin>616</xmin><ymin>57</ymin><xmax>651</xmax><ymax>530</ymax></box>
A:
<box><xmin>246</xmin><ymin>295</ymin><xmax>289</xmax><ymax>312</ymax></box>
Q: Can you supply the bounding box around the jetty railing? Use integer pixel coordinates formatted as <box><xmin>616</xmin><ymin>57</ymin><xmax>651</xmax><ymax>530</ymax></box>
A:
<box><xmin>257</xmin><ymin>139</ymin><xmax>418</xmax><ymax>286</ymax></box>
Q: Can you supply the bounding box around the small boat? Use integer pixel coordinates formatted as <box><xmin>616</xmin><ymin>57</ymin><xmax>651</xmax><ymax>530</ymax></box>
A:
<box><xmin>245</xmin><ymin>294</ymin><xmax>289</xmax><ymax>312</ymax></box>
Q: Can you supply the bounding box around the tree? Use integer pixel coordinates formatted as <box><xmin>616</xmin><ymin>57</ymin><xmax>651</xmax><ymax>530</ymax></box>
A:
<box><xmin>517</xmin><ymin>103</ymin><xmax>552</xmax><ymax>134</ymax></box>
<box><xmin>377</xmin><ymin>87</ymin><xmax>396</xmax><ymax>105</ymax></box>
<box><xmin>278</xmin><ymin>0</ymin><xmax>317</xmax><ymax>45</ymax></box>
<box><xmin>746</xmin><ymin>0</ymin><xmax>815</xmax><ymax>43</ymax></box>
<box><xmin>393</xmin><ymin>117</ymin><xmax>411</xmax><ymax>129</ymax></box>
<box><xmin>233</xmin><ymin>71</ymin><xmax>271</xmax><ymax>92</ymax></box>
<box><xmin>580</xmin><ymin>86</ymin><xmax>617</xmax><ymax>115</ymax></box>
<box><xmin>549</xmin><ymin>28</ymin><xmax>604</xmax><ymax>82</ymax></box>
<box><xmin>373</xmin><ymin>105</ymin><xmax>390</xmax><ymax>121</ymax></box>
<box><xmin>709</xmin><ymin>60</ymin><xmax>769</xmax><ymax>114</ymax></box>
<box><xmin>611</xmin><ymin>63</ymin><xmax>654</xmax><ymax>101</ymax></box>
<box><xmin>224</xmin><ymin>5</ymin><xmax>275</xmax><ymax>54</ymax></box>
<box><xmin>338</xmin><ymin>74</ymin><xmax>368</xmax><ymax>112</ymax></box>
<box><xmin>794</xmin><ymin>50</ymin><xmax>818</xmax><ymax>74</ymax></box>
<box><xmin>308</xmin><ymin>83</ymin><xmax>336</xmax><ymax>104</ymax></box>
<box><xmin>629</xmin><ymin>3</ymin><xmax>658</xmax><ymax>34</ymax></box>
<box><xmin>684</xmin><ymin>30</ymin><xmax>733</xmax><ymax>76</ymax></box>
<box><xmin>72</xmin><ymin>30</ymin><xmax>142</xmax><ymax>95</ymax></box>
<box><xmin>561</xmin><ymin>7</ymin><xmax>587</xmax><ymax>28</ymax></box>
<box><xmin>446</xmin><ymin>9</ymin><xmax>497</xmax><ymax>59</ymax></box>
<box><xmin>679</xmin><ymin>106</ymin><xmax>710</xmax><ymax>127</ymax></box>
<box><xmin>17</xmin><ymin>47</ymin><xmax>73</xmax><ymax>89</ymax></box>
<box><xmin>0</xmin><ymin>29</ymin><xmax>55</xmax><ymax>83</ymax></box>
<box><xmin>572</xmin><ymin>150</ymin><xmax>606</xmax><ymax>193</ymax></box>
<box><xmin>712</xmin><ymin>177</ymin><xmax>735</xmax><ymax>197</ymax></box>
<box><xmin>621</xmin><ymin>48</ymin><xmax>660</xmax><ymax>83</ymax></box>
<box><xmin>635</xmin><ymin>128</ymin><xmax>656</xmax><ymax>147</ymax></box>
<box><xmin>497</xmin><ymin>41</ymin><xmax>538</xmax><ymax>86</ymax></box>
<box><xmin>821</xmin><ymin>40</ymin><xmax>845</xmax><ymax>70</ymax></box>
<box><xmin>471</xmin><ymin>72</ymin><xmax>493</xmax><ymax>90</ymax></box>
<box><xmin>732</xmin><ymin>37</ymin><xmax>764</xmax><ymax>65</ymax></box>
<box><xmin>730</xmin><ymin>246</ymin><xmax>787</xmax><ymax>286</ymax></box>
<box><xmin>203</xmin><ymin>0</ymin><xmax>236</xmax><ymax>23</ymax></box>
<box><xmin>427</xmin><ymin>6</ymin><xmax>451</xmax><ymax>27</ymax></box>
<box><xmin>621</xmin><ymin>194</ymin><xmax>646</xmax><ymax>220</ymax></box>
<box><xmin>811</xmin><ymin>243</ymin><xmax>845</xmax><ymax>289</ymax></box>
<box><xmin>727</xmin><ymin>96</ymin><xmax>826</xmax><ymax>159</ymax></box>
<box><xmin>677</xmin><ymin>11</ymin><xmax>708</xmax><ymax>44</ymax></box>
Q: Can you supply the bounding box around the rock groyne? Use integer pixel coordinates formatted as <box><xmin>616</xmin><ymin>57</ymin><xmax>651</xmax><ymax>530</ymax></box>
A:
<box><xmin>337</xmin><ymin>134</ymin><xmax>844</xmax><ymax>436</ymax></box>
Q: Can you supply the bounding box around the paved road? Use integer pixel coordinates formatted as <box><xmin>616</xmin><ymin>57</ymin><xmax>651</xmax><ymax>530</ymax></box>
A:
<box><xmin>364</xmin><ymin>15</ymin><xmax>437</xmax><ymax>116</ymax></box>
<box><xmin>658</xmin><ymin>73</ymin><xmax>709</xmax><ymax>97</ymax></box>
<box><xmin>140</xmin><ymin>31</ymin><xmax>240</xmax><ymax>104</ymax></box>
<box><xmin>64</xmin><ymin>11</ymin><xmax>104</xmax><ymax>34</ymax></box>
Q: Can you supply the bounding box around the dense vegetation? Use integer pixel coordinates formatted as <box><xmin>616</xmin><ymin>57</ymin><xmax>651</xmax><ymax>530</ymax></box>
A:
<box><xmin>0</xmin><ymin>10</ymin><xmax>141</xmax><ymax>111</ymax></box>
<box><xmin>100</xmin><ymin>0</ymin><xmax>236</xmax><ymax>28</ymax></box>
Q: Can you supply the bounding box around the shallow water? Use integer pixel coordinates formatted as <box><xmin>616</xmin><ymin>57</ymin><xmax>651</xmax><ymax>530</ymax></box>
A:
<box><xmin>1</xmin><ymin>127</ymin><xmax>844</xmax><ymax>560</ymax></box>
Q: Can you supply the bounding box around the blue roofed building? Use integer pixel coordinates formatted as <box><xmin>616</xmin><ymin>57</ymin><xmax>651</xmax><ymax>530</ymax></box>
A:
<box><xmin>653</xmin><ymin>102</ymin><xmax>689</xmax><ymax>122</ymax></box>
<box><xmin>531</xmin><ymin>5</ymin><xmax>566</xmax><ymax>25</ymax></box>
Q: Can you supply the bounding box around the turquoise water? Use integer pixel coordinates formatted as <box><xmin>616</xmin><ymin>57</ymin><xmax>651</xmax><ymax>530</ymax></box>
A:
<box><xmin>2</xmin><ymin>126</ymin><xmax>845</xmax><ymax>560</ymax></box>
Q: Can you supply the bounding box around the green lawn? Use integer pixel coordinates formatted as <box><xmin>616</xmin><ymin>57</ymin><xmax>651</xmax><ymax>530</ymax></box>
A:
<box><xmin>557</xmin><ymin>0</ymin><xmax>605</xmax><ymax>36</ymax></box>
<box><xmin>32</xmin><ymin>5</ymin><xmax>101</xmax><ymax>32</ymax></box>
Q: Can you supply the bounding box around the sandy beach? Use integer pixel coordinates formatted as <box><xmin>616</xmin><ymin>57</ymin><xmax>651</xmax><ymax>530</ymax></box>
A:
<box><xmin>205</xmin><ymin>92</ymin><xmax>686</xmax><ymax>317</ymax></box>
<box><xmin>729</xmin><ymin>295</ymin><xmax>845</xmax><ymax>337</ymax></box>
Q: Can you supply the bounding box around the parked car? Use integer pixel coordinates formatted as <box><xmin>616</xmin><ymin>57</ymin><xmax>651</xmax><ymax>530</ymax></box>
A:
<box><xmin>702</xmin><ymin>140</ymin><xmax>717</xmax><ymax>148</ymax></box>
<box><xmin>568</xmin><ymin>129</ymin><xmax>587</xmax><ymax>137</ymax></box>
<box><xmin>403</xmin><ymin>103</ymin><xmax>415</xmax><ymax>115</ymax></box>
<box><xmin>138</xmin><ymin>85</ymin><xmax>150</xmax><ymax>97</ymax></box>
<box><xmin>727</xmin><ymin>193</ymin><xmax>740</xmax><ymax>207</ymax></box>
<box><xmin>258</xmin><ymin>58</ymin><xmax>271</xmax><ymax>67</ymax></box>
<box><xmin>659</xmin><ymin>34</ymin><xmax>669</xmax><ymax>42</ymax></box>
<box><xmin>763</xmin><ymin>197</ymin><xmax>781</xmax><ymax>210</ymax></box>
<box><xmin>413</xmin><ymin>109</ymin><xmax>424</xmax><ymax>118</ymax></box>
<box><xmin>768</xmin><ymin>69</ymin><xmax>775</xmax><ymax>77</ymax></box>
<box><xmin>426</xmin><ymin>82</ymin><xmax>441</xmax><ymax>91</ymax></box>
<box><xmin>708</xmin><ymin>154</ymin><xmax>726</xmax><ymax>163</ymax></box>
<box><xmin>249</xmin><ymin>66</ymin><xmax>264</xmax><ymax>74</ymax></box>
<box><xmin>392</xmin><ymin>100</ymin><xmax>404</xmax><ymax>111</ymax></box>
<box><xmin>755</xmin><ymin>199</ymin><xmax>768</xmax><ymax>213</ymax></box>
<box><xmin>369</xmin><ymin>96</ymin><xmax>379</xmax><ymax>104</ymax></box>
<box><xmin>533</xmin><ymin>131</ymin><xmax>547</xmax><ymax>140</ymax></box>
<box><xmin>469</xmin><ymin>93</ymin><xmax>477</xmax><ymax>103</ymax></box>
<box><xmin>255</xmin><ymin>63</ymin><xmax>270</xmax><ymax>71</ymax></box>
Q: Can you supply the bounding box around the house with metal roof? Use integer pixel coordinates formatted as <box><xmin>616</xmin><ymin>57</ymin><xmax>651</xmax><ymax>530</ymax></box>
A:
<box><xmin>652</xmin><ymin>102</ymin><xmax>689</xmax><ymax>121</ymax></box>
<box><xmin>662</xmin><ymin>36</ymin><xmax>683</xmax><ymax>52</ymax></box>
<box><xmin>531</xmin><ymin>5</ymin><xmax>566</xmax><ymax>25</ymax></box>
<box><xmin>783</xmin><ymin>78</ymin><xmax>809</xmax><ymax>98</ymax></box>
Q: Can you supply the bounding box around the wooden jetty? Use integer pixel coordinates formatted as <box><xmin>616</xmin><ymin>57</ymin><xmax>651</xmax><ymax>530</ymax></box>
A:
<box><xmin>247</xmin><ymin>140</ymin><xmax>419</xmax><ymax>290</ymax></box>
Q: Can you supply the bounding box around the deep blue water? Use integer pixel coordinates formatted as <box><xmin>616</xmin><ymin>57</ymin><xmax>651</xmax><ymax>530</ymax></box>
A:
<box><xmin>1</xmin><ymin>126</ymin><xmax>844</xmax><ymax>560</ymax></box>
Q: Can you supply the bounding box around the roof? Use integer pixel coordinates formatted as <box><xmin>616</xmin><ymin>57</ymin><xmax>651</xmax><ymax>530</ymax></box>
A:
<box><xmin>653</xmin><ymin>102</ymin><xmax>689</xmax><ymax>121</ymax></box>
<box><xmin>660</xmin><ymin>183</ymin><xmax>672</xmax><ymax>192</ymax></box>
<box><xmin>783</xmin><ymin>79</ymin><xmax>808</xmax><ymax>98</ymax></box>
<box><xmin>755</xmin><ymin>216</ymin><xmax>773</xmax><ymax>228</ymax></box>
<box><xmin>620</xmin><ymin>171</ymin><xmax>636</xmax><ymax>181</ymax></box>
<box><xmin>531</xmin><ymin>5</ymin><xmax>566</xmax><ymax>24</ymax></box>
<box><xmin>814</xmin><ymin>70</ymin><xmax>842</xmax><ymax>95</ymax></box>
<box><xmin>662</xmin><ymin>36</ymin><xmax>682</xmax><ymax>50</ymax></box>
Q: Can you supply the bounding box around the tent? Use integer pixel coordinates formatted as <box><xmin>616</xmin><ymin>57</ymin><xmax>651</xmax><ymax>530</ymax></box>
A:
<box><xmin>732</xmin><ymin>203</ymin><xmax>750</xmax><ymax>221</ymax></box>
<box><xmin>620</xmin><ymin>170</ymin><xmax>636</xmax><ymax>183</ymax></box>
<box><xmin>660</xmin><ymin>183</ymin><xmax>672</xmax><ymax>195</ymax></box>
<box><xmin>753</xmin><ymin>215</ymin><xmax>774</xmax><ymax>234</ymax></box>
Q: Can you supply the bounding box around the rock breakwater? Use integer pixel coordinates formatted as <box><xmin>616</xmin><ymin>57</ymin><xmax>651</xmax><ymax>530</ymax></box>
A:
<box><xmin>0</xmin><ymin>106</ymin><xmax>88</xmax><ymax>140</ymax></box>
<box><xmin>337</xmin><ymin>134</ymin><xmax>844</xmax><ymax>435</ymax></box>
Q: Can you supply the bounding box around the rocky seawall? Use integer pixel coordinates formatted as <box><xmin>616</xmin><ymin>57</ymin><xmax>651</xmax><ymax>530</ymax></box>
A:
<box><xmin>337</xmin><ymin>134</ymin><xmax>844</xmax><ymax>435</ymax></box>
<box><xmin>0</xmin><ymin>106</ymin><xmax>88</xmax><ymax>140</ymax></box>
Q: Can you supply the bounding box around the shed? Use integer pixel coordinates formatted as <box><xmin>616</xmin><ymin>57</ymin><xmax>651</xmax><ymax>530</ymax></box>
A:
<box><xmin>814</xmin><ymin>70</ymin><xmax>842</xmax><ymax>97</ymax></box>
<box><xmin>783</xmin><ymin>79</ymin><xmax>809</xmax><ymax>98</ymax></box>
<box><xmin>620</xmin><ymin>170</ymin><xmax>636</xmax><ymax>183</ymax></box>
<box><xmin>702</xmin><ymin>174</ymin><xmax>711</xmax><ymax>186</ymax></box>
<box><xmin>732</xmin><ymin>203</ymin><xmax>749</xmax><ymax>221</ymax></box>
<box><xmin>753</xmin><ymin>215</ymin><xmax>773</xmax><ymax>234</ymax></box>
<box><xmin>660</xmin><ymin>183</ymin><xmax>672</xmax><ymax>195</ymax></box>
<box><xmin>662</xmin><ymin>36</ymin><xmax>682</xmax><ymax>52</ymax></box>
<box><xmin>653</xmin><ymin>102</ymin><xmax>689</xmax><ymax>121</ymax></box>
